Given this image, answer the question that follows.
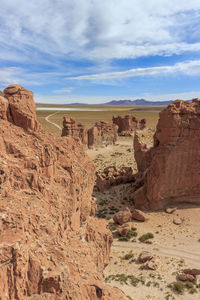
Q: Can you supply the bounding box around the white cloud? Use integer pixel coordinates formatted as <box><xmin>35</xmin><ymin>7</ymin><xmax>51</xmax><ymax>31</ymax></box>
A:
<box><xmin>53</xmin><ymin>87</ymin><xmax>74</xmax><ymax>94</ymax></box>
<box><xmin>68</xmin><ymin>60</ymin><xmax>200</xmax><ymax>82</ymax></box>
<box><xmin>1</xmin><ymin>0</ymin><xmax>200</xmax><ymax>62</ymax></box>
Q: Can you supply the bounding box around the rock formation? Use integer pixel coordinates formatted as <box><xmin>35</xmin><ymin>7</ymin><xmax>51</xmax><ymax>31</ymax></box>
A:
<box><xmin>112</xmin><ymin>115</ymin><xmax>146</xmax><ymax>136</ymax></box>
<box><xmin>133</xmin><ymin>99</ymin><xmax>200</xmax><ymax>210</ymax></box>
<box><xmin>61</xmin><ymin>116</ymin><xmax>88</xmax><ymax>147</ymax></box>
<box><xmin>0</xmin><ymin>85</ymin><xmax>127</xmax><ymax>300</ymax></box>
<box><xmin>88</xmin><ymin>121</ymin><xmax>118</xmax><ymax>149</ymax></box>
<box><xmin>96</xmin><ymin>166</ymin><xmax>134</xmax><ymax>191</ymax></box>
<box><xmin>62</xmin><ymin>118</ymin><xmax>118</xmax><ymax>149</ymax></box>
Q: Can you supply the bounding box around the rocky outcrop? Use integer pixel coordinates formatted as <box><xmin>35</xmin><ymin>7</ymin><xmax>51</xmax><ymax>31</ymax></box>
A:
<box><xmin>62</xmin><ymin>118</ymin><xmax>118</xmax><ymax>149</ymax></box>
<box><xmin>61</xmin><ymin>116</ymin><xmax>88</xmax><ymax>147</ymax></box>
<box><xmin>0</xmin><ymin>85</ymin><xmax>127</xmax><ymax>300</ymax></box>
<box><xmin>96</xmin><ymin>166</ymin><xmax>134</xmax><ymax>191</ymax></box>
<box><xmin>133</xmin><ymin>99</ymin><xmax>200</xmax><ymax>210</ymax></box>
<box><xmin>88</xmin><ymin>121</ymin><xmax>118</xmax><ymax>149</ymax></box>
<box><xmin>112</xmin><ymin>115</ymin><xmax>146</xmax><ymax>136</ymax></box>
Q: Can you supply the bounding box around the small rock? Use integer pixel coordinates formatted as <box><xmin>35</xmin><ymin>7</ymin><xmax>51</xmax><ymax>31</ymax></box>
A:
<box><xmin>138</xmin><ymin>251</ymin><xmax>152</xmax><ymax>263</ymax></box>
<box><xmin>132</xmin><ymin>209</ymin><xmax>146</xmax><ymax>222</ymax></box>
<box><xmin>117</xmin><ymin>223</ymin><xmax>131</xmax><ymax>236</ymax></box>
<box><xmin>177</xmin><ymin>273</ymin><xmax>196</xmax><ymax>282</ymax></box>
<box><xmin>165</xmin><ymin>207</ymin><xmax>177</xmax><ymax>214</ymax></box>
<box><xmin>147</xmin><ymin>257</ymin><xmax>158</xmax><ymax>270</ymax></box>
<box><xmin>173</xmin><ymin>218</ymin><xmax>183</xmax><ymax>225</ymax></box>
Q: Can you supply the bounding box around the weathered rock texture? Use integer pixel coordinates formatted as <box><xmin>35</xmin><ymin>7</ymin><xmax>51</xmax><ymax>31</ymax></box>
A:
<box><xmin>133</xmin><ymin>99</ymin><xmax>200</xmax><ymax>210</ymax></box>
<box><xmin>88</xmin><ymin>121</ymin><xmax>118</xmax><ymax>149</ymax></box>
<box><xmin>0</xmin><ymin>85</ymin><xmax>127</xmax><ymax>300</ymax></box>
<box><xmin>96</xmin><ymin>166</ymin><xmax>134</xmax><ymax>191</ymax></box>
<box><xmin>62</xmin><ymin>118</ymin><xmax>118</xmax><ymax>149</ymax></box>
<box><xmin>61</xmin><ymin>116</ymin><xmax>88</xmax><ymax>146</ymax></box>
<box><xmin>112</xmin><ymin>115</ymin><xmax>146</xmax><ymax>136</ymax></box>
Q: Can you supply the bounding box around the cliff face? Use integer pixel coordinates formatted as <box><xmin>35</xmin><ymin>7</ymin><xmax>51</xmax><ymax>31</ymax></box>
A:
<box><xmin>0</xmin><ymin>85</ymin><xmax>127</xmax><ymax>300</ymax></box>
<box><xmin>133</xmin><ymin>99</ymin><xmax>200</xmax><ymax>210</ymax></box>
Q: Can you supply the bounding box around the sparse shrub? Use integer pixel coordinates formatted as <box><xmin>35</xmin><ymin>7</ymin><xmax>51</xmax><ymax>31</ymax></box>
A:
<box><xmin>168</xmin><ymin>281</ymin><xmax>185</xmax><ymax>294</ymax></box>
<box><xmin>118</xmin><ymin>227</ymin><xmax>137</xmax><ymax>241</ymax></box>
<box><xmin>139</xmin><ymin>233</ymin><xmax>154</xmax><ymax>243</ymax></box>
<box><xmin>121</xmin><ymin>251</ymin><xmax>134</xmax><ymax>260</ymax></box>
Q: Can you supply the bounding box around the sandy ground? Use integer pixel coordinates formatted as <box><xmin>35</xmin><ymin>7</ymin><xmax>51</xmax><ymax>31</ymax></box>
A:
<box><xmin>86</xmin><ymin>129</ymin><xmax>200</xmax><ymax>300</ymax></box>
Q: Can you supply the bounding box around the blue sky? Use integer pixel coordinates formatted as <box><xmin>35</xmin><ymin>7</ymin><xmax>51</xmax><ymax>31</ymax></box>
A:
<box><xmin>1</xmin><ymin>0</ymin><xmax>200</xmax><ymax>103</ymax></box>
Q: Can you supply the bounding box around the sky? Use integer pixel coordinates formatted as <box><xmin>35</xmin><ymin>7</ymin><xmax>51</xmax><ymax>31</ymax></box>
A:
<box><xmin>1</xmin><ymin>0</ymin><xmax>200</xmax><ymax>104</ymax></box>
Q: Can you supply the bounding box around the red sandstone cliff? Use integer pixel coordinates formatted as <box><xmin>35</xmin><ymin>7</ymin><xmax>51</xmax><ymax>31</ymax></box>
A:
<box><xmin>0</xmin><ymin>85</ymin><xmax>127</xmax><ymax>300</ymax></box>
<box><xmin>133</xmin><ymin>99</ymin><xmax>200</xmax><ymax>210</ymax></box>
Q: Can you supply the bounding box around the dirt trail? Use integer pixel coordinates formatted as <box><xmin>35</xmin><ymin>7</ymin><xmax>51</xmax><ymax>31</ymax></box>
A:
<box><xmin>113</xmin><ymin>240</ymin><xmax>200</xmax><ymax>264</ymax></box>
<box><xmin>45</xmin><ymin>112</ymin><xmax>62</xmax><ymax>130</ymax></box>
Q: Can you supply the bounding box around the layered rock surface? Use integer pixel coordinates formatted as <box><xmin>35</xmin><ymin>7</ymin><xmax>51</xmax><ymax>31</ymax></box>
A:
<box><xmin>133</xmin><ymin>99</ymin><xmax>200</xmax><ymax>210</ymax></box>
<box><xmin>112</xmin><ymin>115</ymin><xmax>146</xmax><ymax>136</ymax></box>
<box><xmin>0</xmin><ymin>85</ymin><xmax>127</xmax><ymax>300</ymax></box>
<box><xmin>62</xmin><ymin>118</ymin><xmax>118</xmax><ymax>149</ymax></box>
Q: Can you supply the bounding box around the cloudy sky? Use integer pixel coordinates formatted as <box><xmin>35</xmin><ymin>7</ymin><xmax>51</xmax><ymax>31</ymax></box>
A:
<box><xmin>1</xmin><ymin>0</ymin><xmax>200</xmax><ymax>103</ymax></box>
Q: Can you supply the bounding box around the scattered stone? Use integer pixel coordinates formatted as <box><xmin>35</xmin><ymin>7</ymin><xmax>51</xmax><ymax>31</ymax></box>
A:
<box><xmin>177</xmin><ymin>273</ymin><xmax>196</xmax><ymax>282</ymax></box>
<box><xmin>165</xmin><ymin>207</ymin><xmax>177</xmax><ymax>214</ymax></box>
<box><xmin>138</xmin><ymin>251</ymin><xmax>153</xmax><ymax>263</ymax></box>
<box><xmin>183</xmin><ymin>269</ymin><xmax>200</xmax><ymax>276</ymax></box>
<box><xmin>147</xmin><ymin>257</ymin><xmax>158</xmax><ymax>270</ymax></box>
<box><xmin>113</xmin><ymin>207</ymin><xmax>132</xmax><ymax>225</ymax></box>
<box><xmin>173</xmin><ymin>218</ymin><xmax>183</xmax><ymax>225</ymax></box>
<box><xmin>117</xmin><ymin>223</ymin><xmax>131</xmax><ymax>236</ymax></box>
<box><xmin>132</xmin><ymin>209</ymin><xmax>146</xmax><ymax>222</ymax></box>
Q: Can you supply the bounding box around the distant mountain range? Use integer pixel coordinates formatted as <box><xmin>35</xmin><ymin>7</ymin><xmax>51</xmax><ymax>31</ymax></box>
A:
<box><xmin>103</xmin><ymin>99</ymin><xmax>173</xmax><ymax>106</ymax></box>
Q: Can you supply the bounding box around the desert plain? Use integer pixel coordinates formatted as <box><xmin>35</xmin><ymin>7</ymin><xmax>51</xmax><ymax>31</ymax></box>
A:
<box><xmin>37</xmin><ymin>104</ymin><xmax>200</xmax><ymax>300</ymax></box>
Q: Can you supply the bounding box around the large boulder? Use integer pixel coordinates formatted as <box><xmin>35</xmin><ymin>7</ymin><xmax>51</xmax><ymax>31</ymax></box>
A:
<box><xmin>0</xmin><ymin>85</ymin><xmax>127</xmax><ymax>300</ymax></box>
<box><xmin>133</xmin><ymin>99</ymin><xmax>200</xmax><ymax>210</ymax></box>
<box><xmin>113</xmin><ymin>207</ymin><xmax>132</xmax><ymax>225</ymax></box>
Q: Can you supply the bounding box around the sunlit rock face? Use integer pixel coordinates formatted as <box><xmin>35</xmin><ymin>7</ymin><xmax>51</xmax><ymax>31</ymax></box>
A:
<box><xmin>112</xmin><ymin>115</ymin><xmax>146</xmax><ymax>136</ymax></box>
<box><xmin>133</xmin><ymin>99</ymin><xmax>200</xmax><ymax>210</ymax></box>
<box><xmin>0</xmin><ymin>85</ymin><xmax>127</xmax><ymax>300</ymax></box>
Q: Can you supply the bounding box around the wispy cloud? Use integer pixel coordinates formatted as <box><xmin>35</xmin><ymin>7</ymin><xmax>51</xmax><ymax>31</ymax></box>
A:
<box><xmin>68</xmin><ymin>60</ymin><xmax>200</xmax><ymax>82</ymax></box>
<box><xmin>1</xmin><ymin>1</ymin><xmax>200</xmax><ymax>62</ymax></box>
<box><xmin>52</xmin><ymin>87</ymin><xmax>74</xmax><ymax>94</ymax></box>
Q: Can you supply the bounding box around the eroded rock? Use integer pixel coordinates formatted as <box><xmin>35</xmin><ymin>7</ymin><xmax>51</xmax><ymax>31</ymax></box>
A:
<box><xmin>88</xmin><ymin>121</ymin><xmax>118</xmax><ymax>149</ymax></box>
<box><xmin>0</xmin><ymin>85</ymin><xmax>127</xmax><ymax>300</ymax></box>
<box><xmin>133</xmin><ymin>99</ymin><xmax>200</xmax><ymax>210</ymax></box>
<box><xmin>112</xmin><ymin>115</ymin><xmax>146</xmax><ymax>136</ymax></box>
